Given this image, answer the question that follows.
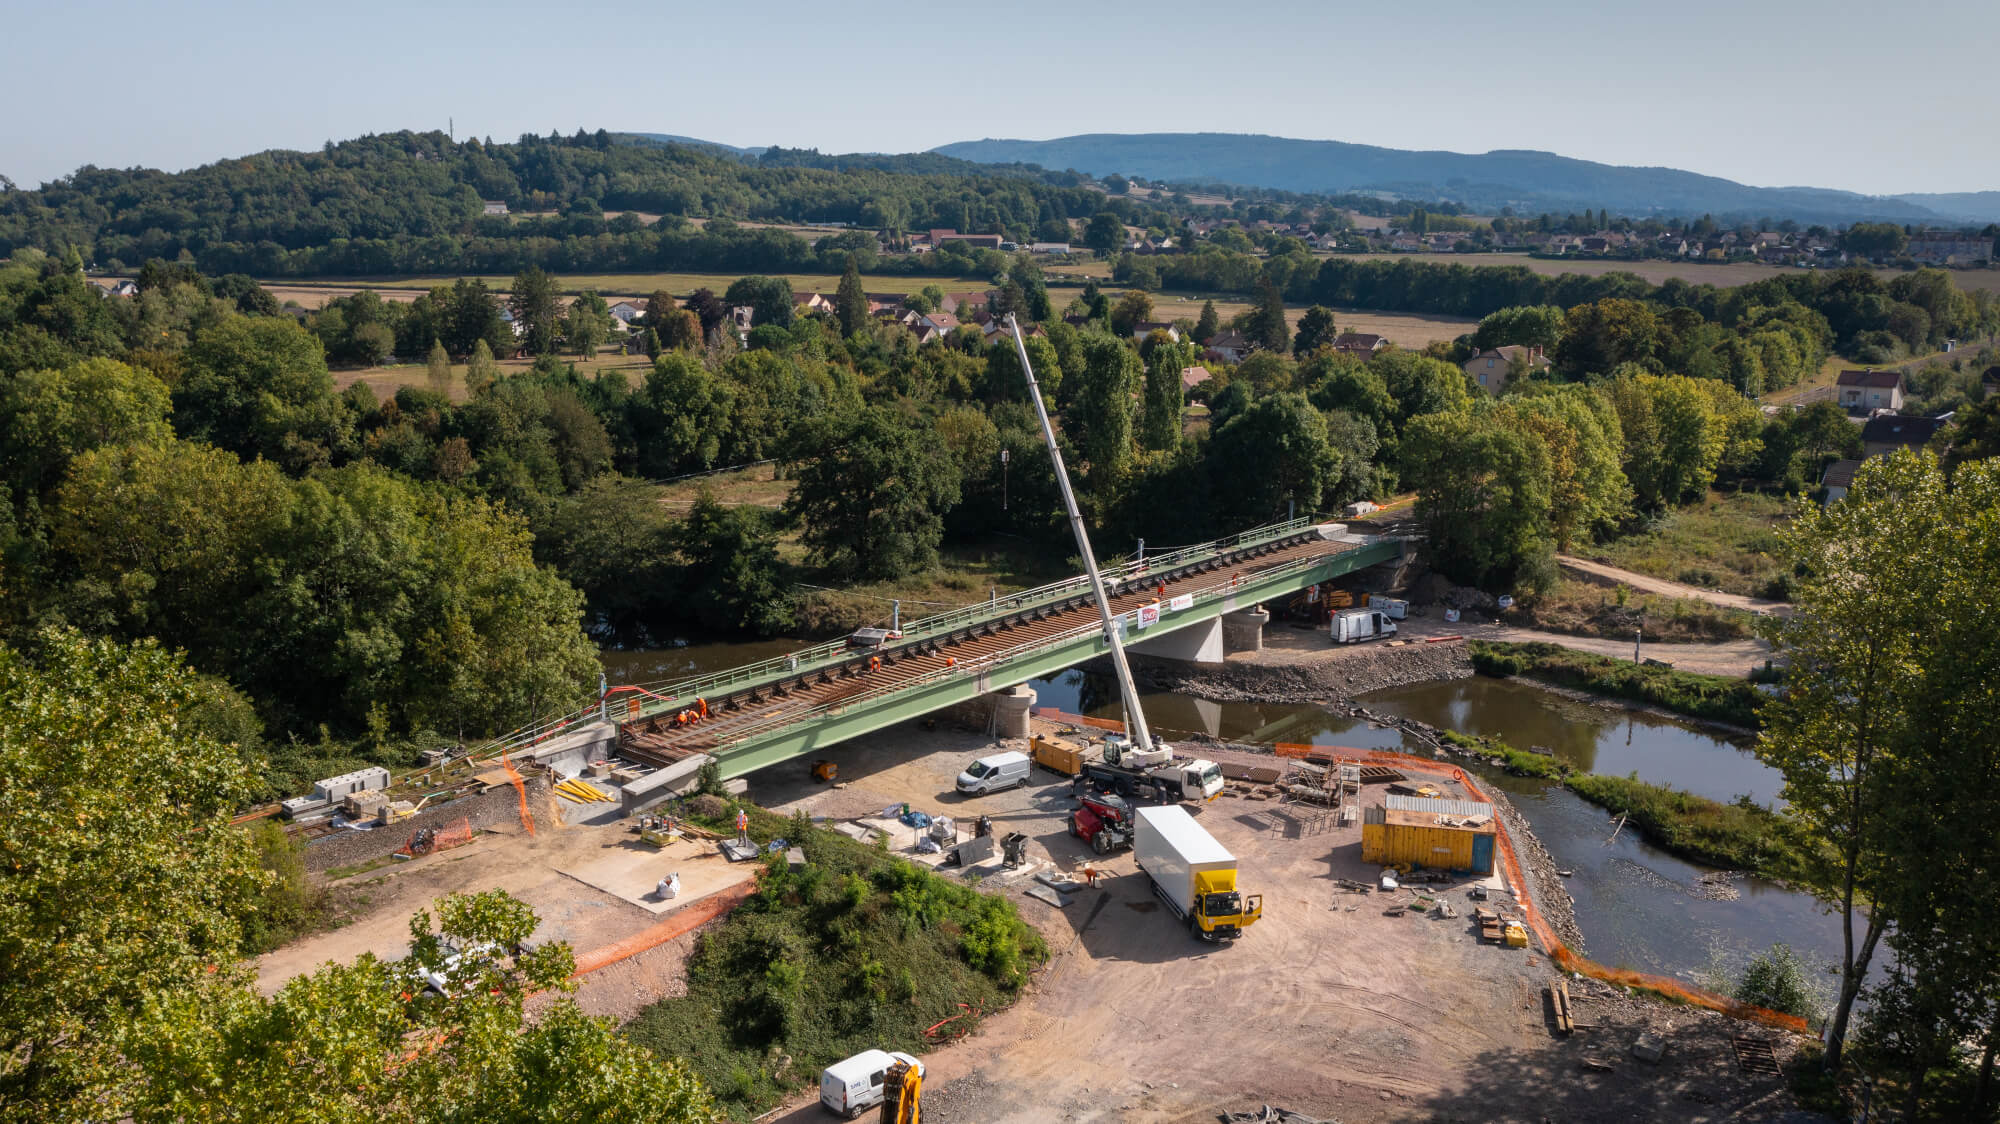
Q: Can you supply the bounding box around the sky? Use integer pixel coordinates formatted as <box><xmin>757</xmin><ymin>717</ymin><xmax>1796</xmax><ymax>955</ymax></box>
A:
<box><xmin>3</xmin><ymin>0</ymin><xmax>1997</xmax><ymax>197</ymax></box>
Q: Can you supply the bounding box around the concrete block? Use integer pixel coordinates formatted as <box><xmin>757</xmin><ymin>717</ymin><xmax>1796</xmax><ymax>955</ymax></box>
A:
<box><xmin>786</xmin><ymin>847</ymin><xmax>806</xmax><ymax>871</ymax></box>
<box><xmin>344</xmin><ymin>791</ymin><xmax>390</xmax><ymax>819</ymax></box>
<box><xmin>619</xmin><ymin>754</ymin><xmax>713</xmax><ymax>816</ymax></box>
<box><xmin>1631</xmin><ymin>1035</ymin><xmax>1664</xmax><ymax>1064</ymax></box>
<box><xmin>314</xmin><ymin>766</ymin><xmax>390</xmax><ymax>803</ymax></box>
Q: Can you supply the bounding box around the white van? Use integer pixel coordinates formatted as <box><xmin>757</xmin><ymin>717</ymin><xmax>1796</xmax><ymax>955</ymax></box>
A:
<box><xmin>820</xmin><ymin>1049</ymin><xmax>922</xmax><ymax>1118</ymax></box>
<box><xmin>956</xmin><ymin>750</ymin><xmax>1031</xmax><ymax>795</ymax></box>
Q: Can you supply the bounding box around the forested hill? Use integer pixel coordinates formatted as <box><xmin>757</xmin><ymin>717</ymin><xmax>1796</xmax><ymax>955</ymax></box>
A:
<box><xmin>0</xmin><ymin>130</ymin><xmax>1141</xmax><ymax>277</ymax></box>
<box><xmin>932</xmin><ymin>133</ymin><xmax>1979</xmax><ymax>225</ymax></box>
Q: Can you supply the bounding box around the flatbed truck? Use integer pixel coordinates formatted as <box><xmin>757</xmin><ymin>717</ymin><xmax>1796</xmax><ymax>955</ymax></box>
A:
<box><xmin>1134</xmin><ymin>805</ymin><xmax>1261</xmax><ymax>941</ymax></box>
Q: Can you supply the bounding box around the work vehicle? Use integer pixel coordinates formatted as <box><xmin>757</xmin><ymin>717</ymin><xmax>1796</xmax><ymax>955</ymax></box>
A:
<box><xmin>1331</xmin><ymin>605</ymin><xmax>1397</xmax><ymax>644</ymax></box>
<box><xmin>820</xmin><ymin>1049</ymin><xmax>923</xmax><ymax>1118</ymax></box>
<box><xmin>1079</xmin><ymin>744</ymin><xmax>1224</xmax><ymax>804</ymax></box>
<box><xmin>956</xmin><ymin>750</ymin><xmax>1031</xmax><ymax>794</ymax></box>
<box><xmin>1068</xmin><ymin>790</ymin><xmax>1135</xmax><ymax>854</ymax></box>
<box><xmin>1134</xmin><ymin>805</ymin><xmax>1262</xmax><ymax>941</ymax></box>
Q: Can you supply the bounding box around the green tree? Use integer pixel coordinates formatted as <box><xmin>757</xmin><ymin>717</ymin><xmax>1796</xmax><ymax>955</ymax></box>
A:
<box><xmin>126</xmin><ymin>891</ymin><xmax>715</xmax><ymax>1124</ymax></box>
<box><xmin>783</xmin><ymin>407</ymin><xmax>963</xmax><ymax>580</ymax></box>
<box><xmin>0</xmin><ymin>357</ymin><xmax>173</xmax><ymax>496</ymax></box>
<box><xmin>508</xmin><ymin>267</ymin><xmax>561</xmax><ymax>356</ymax></box>
<box><xmin>1403</xmin><ymin>407</ymin><xmax>1556</xmax><ymax>591</ymax></box>
<box><xmin>1292</xmin><ymin>305</ymin><xmax>1338</xmax><ymax>355</ymax></box>
<box><xmin>1110</xmin><ymin>290</ymin><xmax>1153</xmax><ymax>337</ymax></box>
<box><xmin>723</xmin><ymin>275</ymin><xmax>795</xmax><ymax>331</ymax></box>
<box><xmin>1609</xmin><ymin>373</ymin><xmax>1731</xmax><ymax>508</ymax></box>
<box><xmin>1841</xmin><ymin>222</ymin><xmax>1908</xmax><ymax>259</ymax></box>
<box><xmin>1555</xmin><ymin>298</ymin><xmax>1661</xmax><ymax>377</ymax></box>
<box><xmin>1509</xmin><ymin>387</ymin><xmax>1630</xmax><ymax>550</ymax></box>
<box><xmin>174</xmin><ymin>315</ymin><xmax>340</xmax><ymax>465</ymax></box>
<box><xmin>1209</xmin><ymin>392</ymin><xmax>1340</xmax><ymax>523</ymax></box>
<box><xmin>566</xmin><ymin>291</ymin><xmax>609</xmax><ymax>358</ymax></box>
<box><xmin>1194</xmin><ymin>299</ymin><xmax>1220</xmax><ymax>344</ymax></box>
<box><xmin>1083</xmin><ymin>211</ymin><xmax>1125</xmax><ymax>255</ymax></box>
<box><xmin>1244</xmin><ymin>278</ymin><xmax>1290</xmax><ymax>354</ymax></box>
<box><xmin>1373</xmin><ymin>350</ymin><xmax>1471</xmax><ymax>432</ymax></box>
<box><xmin>1140</xmin><ymin>336</ymin><xmax>1192</xmax><ymax>452</ymax></box>
<box><xmin>464</xmin><ymin>338</ymin><xmax>501</xmax><ymax>398</ymax></box>
<box><xmin>426</xmin><ymin>338</ymin><xmax>452</xmax><ymax>398</ymax></box>
<box><xmin>1472</xmin><ymin>305</ymin><xmax>1566</xmax><ymax>352</ymax></box>
<box><xmin>1759</xmin><ymin>452</ymin><xmax>2000</xmax><ymax>1074</ymax></box>
<box><xmin>677</xmin><ymin>492</ymin><xmax>794</xmax><ymax>635</ymax></box>
<box><xmin>0</xmin><ymin>630</ymin><xmax>264</xmax><ymax>1114</ymax></box>
<box><xmin>644</xmin><ymin>288</ymin><xmax>678</xmax><ymax>331</ymax></box>
<box><xmin>533</xmin><ymin>474</ymin><xmax>679</xmax><ymax>640</ymax></box>
<box><xmin>1065</xmin><ymin>336</ymin><xmax>1139</xmax><ymax>487</ymax></box>
<box><xmin>835</xmin><ymin>254</ymin><xmax>870</xmax><ymax>337</ymax></box>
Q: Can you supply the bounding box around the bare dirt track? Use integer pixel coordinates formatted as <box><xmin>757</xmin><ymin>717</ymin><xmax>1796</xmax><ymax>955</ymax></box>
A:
<box><xmin>1557</xmin><ymin>556</ymin><xmax>1790</xmax><ymax>617</ymax></box>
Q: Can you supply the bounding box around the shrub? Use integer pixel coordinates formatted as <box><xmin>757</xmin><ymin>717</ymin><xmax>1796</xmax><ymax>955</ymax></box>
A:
<box><xmin>1733</xmin><ymin>943</ymin><xmax>1825</xmax><ymax>1022</ymax></box>
<box><xmin>1468</xmin><ymin>640</ymin><xmax>1762</xmax><ymax>726</ymax></box>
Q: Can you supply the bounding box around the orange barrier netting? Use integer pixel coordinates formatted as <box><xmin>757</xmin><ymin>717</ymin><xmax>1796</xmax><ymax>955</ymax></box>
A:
<box><xmin>1034</xmin><ymin>709</ymin><xmax>1809</xmax><ymax>1034</ymax></box>
<box><xmin>570</xmin><ymin>875</ymin><xmax>760</xmax><ymax>977</ymax></box>
<box><xmin>395</xmin><ymin>816</ymin><xmax>474</xmax><ymax>859</ymax></box>
<box><xmin>500</xmin><ymin>754</ymin><xmax>536</xmax><ymax>837</ymax></box>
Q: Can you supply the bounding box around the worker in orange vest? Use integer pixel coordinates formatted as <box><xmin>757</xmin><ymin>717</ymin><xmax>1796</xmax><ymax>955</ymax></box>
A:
<box><xmin>946</xmin><ymin>656</ymin><xmax>957</xmax><ymax>668</ymax></box>
<box><xmin>869</xmin><ymin>655</ymin><xmax>882</xmax><ymax>673</ymax></box>
<box><xmin>696</xmin><ymin>698</ymin><xmax>709</xmax><ymax>720</ymax></box>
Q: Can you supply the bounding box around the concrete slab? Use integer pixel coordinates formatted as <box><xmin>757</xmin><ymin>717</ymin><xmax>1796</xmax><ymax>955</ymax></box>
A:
<box><xmin>1024</xmin><ymin>884</ymin><xmax>1070</xmax><ymax>908</ymax></box>
<box><xmin>555</xmin><ymin>836</ymin><xmax>754</xmax><ymax>916</ymax></box>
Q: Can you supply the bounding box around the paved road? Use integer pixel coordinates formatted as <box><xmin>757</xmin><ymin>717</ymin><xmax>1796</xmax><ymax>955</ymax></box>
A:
<box><xmin>1558</xmin><ymin>555</ymin><xmax>1791</xmax><ymax>617</ymax></box>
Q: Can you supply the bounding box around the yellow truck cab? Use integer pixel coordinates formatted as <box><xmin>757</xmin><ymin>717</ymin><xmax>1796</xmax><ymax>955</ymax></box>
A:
<box><xmin>1133</xmin><ymin>805</ymin><xmax>1262</xmax><ymax>941</ymax></box>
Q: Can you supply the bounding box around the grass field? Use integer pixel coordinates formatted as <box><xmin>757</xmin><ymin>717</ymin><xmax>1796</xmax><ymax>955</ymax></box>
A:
<box><xmin>1586</xmin><ymin>490</ymin><xmax>1792</xmax><ymax>598</ymax></box>
<box><xmin>330</xmin><ymin>350</ymin><xmax>654</xmax><ymax>403</ymax></box>
<box><xmin>269</xmin><ymin>271</ymin><xmax>997</xmax><ymax>309</ymax></box>
<box><xmin>1512</xmin><ymin>579</ymin><xmax>1756</xmax><ymax>642</ymax></box>
<box><xmin>1366</xmin><ymin>252</ymin><xmax>2000</xmax><ymax>294</ymax></box>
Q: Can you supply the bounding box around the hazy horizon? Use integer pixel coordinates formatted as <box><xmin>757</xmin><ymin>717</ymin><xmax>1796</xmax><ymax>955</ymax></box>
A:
<box><xmin>3</xmin><ymin>0</ymin><xmax>1996</xmax><ymax>198</ymax></box>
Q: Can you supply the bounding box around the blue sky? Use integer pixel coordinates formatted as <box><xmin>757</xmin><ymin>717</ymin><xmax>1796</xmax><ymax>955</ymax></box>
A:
<box><xmin>3</xmin><ymin>0</ymin><xmax>1995</xmax><ymax>196</ymax></box>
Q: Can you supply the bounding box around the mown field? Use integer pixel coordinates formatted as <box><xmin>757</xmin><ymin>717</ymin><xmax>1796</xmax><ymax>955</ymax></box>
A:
<box><xmin>271</xmin><ymin>271</ymin><xmax>994</xmax><ymax>306</ymax></box>
<box><xmin>1368</xmin><ymin>252</ymin><xmax>2000</xmax><ymax>294</ymax></box>
<box><xmin>1585</xmin><ymin>490</ymin><xmax>1793</xmax><ymax>598</ymax></box>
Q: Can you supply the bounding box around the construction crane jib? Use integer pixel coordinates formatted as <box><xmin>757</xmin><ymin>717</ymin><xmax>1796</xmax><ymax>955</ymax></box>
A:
<box><xmin>1005</xmin><ymin>314</ymin><xmax>1153</xmax><ymax>752</ymax></box>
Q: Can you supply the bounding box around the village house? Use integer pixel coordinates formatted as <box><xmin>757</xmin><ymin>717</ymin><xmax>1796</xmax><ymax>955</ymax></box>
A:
<box><xmin>793</xmin><ymin>292</ymin><xmax>835</xmax><ymax>315</ymax></box>
<box><xmin>939</xmin><ymin>291</ymin><xmax>989</xmax><ymax>316</ymax></box>
<box><xmin>1029</xmin><ymin>242</ymin><xmax>1071</xmax><ymax>254</ymax></box>
<box><xmin>482</xmin><ymin>200</ymin><xmax>509</xmax><ymax>216</ymax></box>
<box><xmin>1332</xmin><ymin>332</ymin><xmax>1389</xmax><ymax>360</ymax></box>
<box><xmin>928</xmin><ymin>229</ymin><xmax>1004</xmax><ymax>250</ymax></box>
<box><xmin>1462</xmin><ymin>345</ymin><xmax>1550</xmax><ymax>395</ymax></box>
<box><xmin>1860</xmin><ymin>413</ymin><xmax>1948</xmax><ymax>458</ymax></box>
<box><xmin>1908</xmin><ymin>230</ymin><xmax>1994</xmax><ymax>265</ymax></box>
<box><xmin>1820</xmin><ymin>458</ymin><xmax>1862</xmax><ymax>505</ymax></box>
<box><xmin>1180</xmin><ymin>366</ymin><xmax>1212</xmax><ymax>393</ymax></box>
<box><xmin>1837</xmin><ymin>369</ymin><xmax>1905</xmax><ymax>413</ymax></box>
<box><xmin>1131</xmin><ymin>321</ymin><xmax>1182</xmax><ymax>343</ymax></box>
<box><xmin>606</xmin><ymin>300</ymin><xmax>645</xmax><ymax>326</ymax></box>
<box><xmin>1206</xmin><ymin>330</ymin><xmax>1253</xmax><ymax>364</ymax></box>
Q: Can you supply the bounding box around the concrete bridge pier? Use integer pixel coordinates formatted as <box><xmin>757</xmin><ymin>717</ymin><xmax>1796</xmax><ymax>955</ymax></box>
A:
<box><xmin>992</xmin><ymin>684</ymin><xmax>1036</xmax><ymax>738</ymax></box>
<box><xmin>1222</xmin><ymin>607</ymin><xmax>1271</xmax><ymax>654</ymax></box>
<box><xmin>1129</xmin><ymin>617</ymin><xmax>1226</xmax><ymax>664</ymax></box>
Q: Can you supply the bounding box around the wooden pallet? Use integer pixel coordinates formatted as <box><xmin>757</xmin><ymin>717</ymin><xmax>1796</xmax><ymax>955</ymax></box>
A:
<box><xmin>1550</xmin><ymin>982</ymin><xmax>1575</xmax><ymax>1035</ymax></box>
<box><xmin>1731</xmin><ymin>1036</ymin><xmax>1781</xmax><ymax>1076</ymax></box>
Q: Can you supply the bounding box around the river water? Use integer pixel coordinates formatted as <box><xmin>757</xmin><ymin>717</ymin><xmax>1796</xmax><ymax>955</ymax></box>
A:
<box><xmin>595</xmin><ymin>643</ymin><xmax>1842</xmax><ymax>994</ymax></box>
<box><xmin>1029</xmin><ymin>668</ymin><xmax>1843</xmax><ymax>991</ymax></box>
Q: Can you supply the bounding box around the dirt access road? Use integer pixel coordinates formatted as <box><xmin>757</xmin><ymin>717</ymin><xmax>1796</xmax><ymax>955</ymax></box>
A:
<box><xmin>744</xmin><ymin>720</ymin><xmax>1803</xmax><ymax>1123</ymax></box>
<box><xmin>1557</xmin><ymin>556</ymin><xmax>1791</xmax><ymax>617</ymax></box>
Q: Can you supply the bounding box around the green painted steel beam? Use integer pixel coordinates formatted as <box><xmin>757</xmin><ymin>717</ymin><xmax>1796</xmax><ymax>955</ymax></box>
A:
<box><xmin>710</xmin><ymin>537</ymin><xmax>1402</xmax><ymax>779</ymax></box>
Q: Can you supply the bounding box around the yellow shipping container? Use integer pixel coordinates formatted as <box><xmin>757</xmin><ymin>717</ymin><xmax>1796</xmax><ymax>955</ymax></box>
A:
<box><xmin>1361</xmin><ymin>805</ymin><xmax>1495</xmax><ymax>873</ymax></box>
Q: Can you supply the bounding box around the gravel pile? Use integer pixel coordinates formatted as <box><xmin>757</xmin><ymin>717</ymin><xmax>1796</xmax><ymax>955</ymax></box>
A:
<box><xmin>918</xmin><ymin>1072</ymin><xmax>997</xmax><ymax>1123</ymax></box>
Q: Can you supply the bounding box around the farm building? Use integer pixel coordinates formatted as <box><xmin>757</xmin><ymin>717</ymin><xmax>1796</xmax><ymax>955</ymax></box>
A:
<box><xmin>1362</xmin><ymin>794</ymin><xmax>1497</xmax><ymax>874</ymax></box>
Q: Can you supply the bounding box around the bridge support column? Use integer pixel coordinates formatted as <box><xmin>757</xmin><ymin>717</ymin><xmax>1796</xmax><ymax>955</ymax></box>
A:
<box><xmin>1222</xmin><ymin>608</ymin><xmax>1271</xmax><ymax>654</ymax></box>
<box><xmin>1129</xmin><ymin>618</ymin><xmax>1226</xmax><ymax>664</ymax></box>
<box><xmin>992</xmin><ymin>685</ymin><xmax>1035</xmax><ymax>739</ymax></box>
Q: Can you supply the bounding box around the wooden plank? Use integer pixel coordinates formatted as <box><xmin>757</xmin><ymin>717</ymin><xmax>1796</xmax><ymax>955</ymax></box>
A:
<box><xmin>1551</xmin><ymin>981</ymin><xmax>1575</xmax><ymax>1035</ymax></box>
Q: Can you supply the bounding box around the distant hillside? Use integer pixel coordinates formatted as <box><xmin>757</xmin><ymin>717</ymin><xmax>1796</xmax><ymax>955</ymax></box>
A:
<box><xmin>1893</xmin><ymin>191</ymin><xmax>2000</xmax><ymax>224</ymax></box>
<box><xmin>934</xmin><ymin>133</ymin><xmax>1981</xmax><ymax>224</ymax></box>
<box><xmin>616</xmin><ymin>132</ymin><xmax>767</xmax><ymax>157</ymax></box>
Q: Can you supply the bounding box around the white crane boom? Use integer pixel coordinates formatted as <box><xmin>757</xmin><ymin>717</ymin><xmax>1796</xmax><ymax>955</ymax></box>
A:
<box><xmin>1004</xmin><ymin>314</ymin><xmax>1154</xmax><ymax>752</ymax></box>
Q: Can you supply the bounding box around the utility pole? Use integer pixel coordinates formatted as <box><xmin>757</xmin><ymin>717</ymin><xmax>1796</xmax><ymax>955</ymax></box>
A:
<box><xmin>1000</xmin><ymin>447</ymin><xmax>1010</xmax><ymax>510</ymax></box>
<box><xmin>1007</xmin><ymin>315</ymin><xmax>1153</xmax><ymax>751</ymax></box>
<box><xmin>1634</xmin><ymin>625</ymin><xmax>1643</xmax><ymax>664</ymax></box>
<box><xmin>1137</xmin><ymin>538</ymin><xmax>1145</xmax><ymax>565</ymax></box>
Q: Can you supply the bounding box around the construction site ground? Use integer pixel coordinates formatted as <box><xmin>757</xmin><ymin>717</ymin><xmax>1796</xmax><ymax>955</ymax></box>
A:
<box><xmin>746</xmin><ymin>716</ymin><xmax>1813</xmax><ymax>1124</ymax></box>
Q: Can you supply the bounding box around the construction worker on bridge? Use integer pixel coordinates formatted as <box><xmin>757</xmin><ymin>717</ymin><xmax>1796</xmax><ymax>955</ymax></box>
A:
<box><xmin>696</xmin><ymin>697</ymin><xmax>709</xmax><ymax>720</ymax></box>
<box><xmin>869</xmin><ymin>655</ymin><xmax>882</xmax><ymax>673</ymax></box>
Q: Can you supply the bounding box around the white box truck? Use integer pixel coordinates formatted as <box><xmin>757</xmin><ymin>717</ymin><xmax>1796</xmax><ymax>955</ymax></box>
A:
<box><xmin>1133</xmin><ymin>806</ymin><xmax>1262</xmax><ymax>942</ymax></box>
<box><xmin>1331</xmin><ymin>606</ymin><xmax>1396</xmax><ymax>644</ymax></box>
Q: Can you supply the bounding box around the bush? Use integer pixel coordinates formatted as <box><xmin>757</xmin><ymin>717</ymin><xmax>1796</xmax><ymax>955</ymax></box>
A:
<box><xmin>1562</xmin><ymin>773</ymin><xmax>1805</xmax><ymax>878</ymax></box>
<box><xmin>1469</xmin><ymin>640</ymin><xmax>1762</xmax><ymax>726</ymax></box>
<box><xmin>236</xmin><ymin>819</ymin><xmax>326</xmax><ymax>954</ymax></box>
<box><xmin>1733</xmin><ymin>943</ymin><xmax>1825</xmax><ymax>1022</ymax></box>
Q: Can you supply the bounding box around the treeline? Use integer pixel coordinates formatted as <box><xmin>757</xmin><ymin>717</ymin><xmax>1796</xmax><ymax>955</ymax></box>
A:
<box><xmin>1126</xmin><ymin>248</ymin><xmax>2000</xmax><ymax>365</ymax></box>
<box><xmin>0</xmin><ymin>130</ymin><xmax>1181</xmax><ymax>275</ymax></box>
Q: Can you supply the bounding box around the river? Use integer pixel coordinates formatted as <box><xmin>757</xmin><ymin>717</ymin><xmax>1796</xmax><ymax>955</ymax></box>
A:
<box><xmin>596</xmin><ymin>643</ymin><xmax>1842</xmax><ymax>995</ymax></box>
<box><xmin>1029</xmin><ymin>668</ymin><xmax>1842</xmax><ymax>992</ymax></box>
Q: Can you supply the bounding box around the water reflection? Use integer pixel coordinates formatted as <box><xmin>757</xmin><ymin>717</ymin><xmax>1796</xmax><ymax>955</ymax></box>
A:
<box><xmin>599</xmin><ymin>639</ymin><xmax>803</xmax><ymax>686</ymax></box>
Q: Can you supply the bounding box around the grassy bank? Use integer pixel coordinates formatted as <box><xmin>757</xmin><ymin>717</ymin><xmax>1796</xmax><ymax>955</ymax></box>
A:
<box><xmin>624</xmin><ymin>803</ymin><xmax>1045</xmax><ymax>1121</ymax></box>
<box><xmin>1468</xmin><ymin>640</ymin><xmax>1764</xmax><ymax>727</ymax></box>
<box><xmin>1586</xmin><ymin>491</ymin><xmax>1792</xmax><ymax>598</ymax></box>
<box><xmin>1563</xmin><ymin>774</ymin><xmax>1805</xmax><ymax>879</ymax></box>
<box><xmin>1509</xmin><ymin>578</ymin><xmax>1756</xmax><ymax>641</ymax></box>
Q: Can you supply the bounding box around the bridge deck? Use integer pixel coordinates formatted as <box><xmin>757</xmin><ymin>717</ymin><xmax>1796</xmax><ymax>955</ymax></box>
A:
<box><xmin>618</xmin><ymin>530</ymin><xmax>1363</xmax><ymax>766</ymax></box>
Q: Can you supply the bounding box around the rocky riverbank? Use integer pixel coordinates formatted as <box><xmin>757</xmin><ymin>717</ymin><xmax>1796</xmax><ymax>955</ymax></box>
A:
<box><xmin>1118</xmin><ymin>636</ymin><xmax>1473</xmax><ymax>703</ymax></box>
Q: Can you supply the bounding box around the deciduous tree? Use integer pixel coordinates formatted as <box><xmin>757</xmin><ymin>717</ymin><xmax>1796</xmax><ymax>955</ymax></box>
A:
<box><xmin>783</xmin><ymin>407</ymin><xmax>962</xmax><ymax>580</ymax></box>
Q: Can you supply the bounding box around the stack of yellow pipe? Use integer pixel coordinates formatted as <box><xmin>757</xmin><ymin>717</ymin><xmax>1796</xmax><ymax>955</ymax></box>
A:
<box><xmin>554</xmin><ymin>778</ymin><xmax>611</xmax><ymax>803</ymax></box>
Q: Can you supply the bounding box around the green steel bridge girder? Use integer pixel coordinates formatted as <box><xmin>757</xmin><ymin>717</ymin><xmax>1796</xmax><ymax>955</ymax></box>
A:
<box><xmin>708</xmin><ymin>537</ymin><xmax>1403</xmax><ymax>779</ymax></box>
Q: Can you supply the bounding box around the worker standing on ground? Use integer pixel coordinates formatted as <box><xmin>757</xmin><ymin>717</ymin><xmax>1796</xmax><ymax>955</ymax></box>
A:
<box><xmin>734</xmin><ymin>808</ymin><xmax>750</xmax><ymax>849</ymax></box>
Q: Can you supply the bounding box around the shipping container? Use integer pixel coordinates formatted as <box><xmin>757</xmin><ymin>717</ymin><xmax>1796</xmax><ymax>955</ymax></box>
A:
<box><xmin>1361</xmin><ymin>801</ymin><xmax>1497</xmax><ymax>874</ymax></box>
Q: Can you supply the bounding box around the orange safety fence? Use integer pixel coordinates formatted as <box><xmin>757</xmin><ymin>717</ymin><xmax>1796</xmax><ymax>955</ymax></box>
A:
<box><xmin>395</xmin><ymin>816</ymin><xmax>474</xmax><ymax>859</ymax></box>
<box><xmin>1041</xmin><ymin>709</ymin><xmax>1812</xmax><ymax>1035</ymax></box>
<box><xmin>500</xmin><ymin>754</ymin><xmax>536</xmax><ymax>837</ymax></box>
<box><xmin>569</xmin><ymin>875</ymin><xmax>761</xmax><ymax>977</ymax></box>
